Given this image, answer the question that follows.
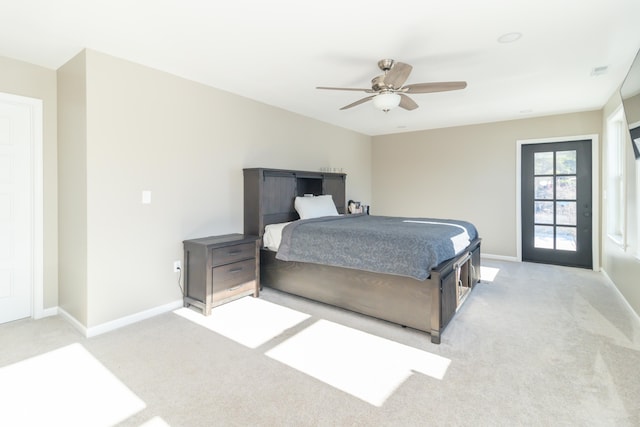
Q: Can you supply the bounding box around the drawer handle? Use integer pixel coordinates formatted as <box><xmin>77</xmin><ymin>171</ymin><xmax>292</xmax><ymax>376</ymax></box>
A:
<box><xmin>228</xmin><ymin>284</ymin><xmax>242</xmax><ymax>291</ymax></box>
<box><xmin>228</xmin><ymin>267</ymin><xmax>244</xmax><ymax>273</ymax></box>
<box><xmin>227</xmin><ymin>249</ymin><xmax>242</xmax><ymax>255</ymax></box>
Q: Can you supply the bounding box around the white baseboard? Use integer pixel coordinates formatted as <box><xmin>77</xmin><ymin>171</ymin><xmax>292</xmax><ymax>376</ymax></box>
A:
<box><xmin>601</xmin><ymin>269</ymin><xmax>640</xmax><ymax>324</ymax></box>
<box><xmin>482</xmin><ymin>253</ymin><xmax>519</xmax><ymax>262</ymax></box>
<box><xmin>58</xmin><ymin>299</ymin><xmax>184</xmax><ymax>338</ymax></box>
<box><xmin>41</xmin><ymin>307</ymin><xmax>58</xmax><ymax>318</ymax></box>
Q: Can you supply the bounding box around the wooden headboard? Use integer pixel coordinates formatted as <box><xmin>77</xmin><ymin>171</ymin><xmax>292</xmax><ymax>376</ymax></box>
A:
<box><xmin>243</xmin><ymin>168</ymin><xmax>346</xmax><ymax>237</ymax></box>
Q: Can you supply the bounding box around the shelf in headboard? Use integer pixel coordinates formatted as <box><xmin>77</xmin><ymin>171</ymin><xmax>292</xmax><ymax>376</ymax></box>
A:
<box><xmin>243</xmin><ymin>168</ymin><xmax>347</xmax><ymax>237</ymax></box>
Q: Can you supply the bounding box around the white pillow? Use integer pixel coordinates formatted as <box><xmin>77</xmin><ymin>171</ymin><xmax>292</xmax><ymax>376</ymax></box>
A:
<box><xmin>294</xmin><ymin>195</ymin><xmax>339</xmax><ymax>219</ymax></box>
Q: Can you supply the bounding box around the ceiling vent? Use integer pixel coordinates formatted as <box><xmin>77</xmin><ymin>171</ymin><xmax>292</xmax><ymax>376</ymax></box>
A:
<box><xmin>591</xmin><ymin>66</ymin><xmax>608</xmax><ymax>76</ymax></box>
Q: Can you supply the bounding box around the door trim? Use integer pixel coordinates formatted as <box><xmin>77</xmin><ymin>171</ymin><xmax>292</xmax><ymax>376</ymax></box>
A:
<box><xmin>0</xmin><ymin>92</ymin><xmax>44</xmax><ymax>319</ymax></box>
<box><xmin>516</xmin><ymin>134</ymin><xmax>600</xmax><ymax>271</ymax></box>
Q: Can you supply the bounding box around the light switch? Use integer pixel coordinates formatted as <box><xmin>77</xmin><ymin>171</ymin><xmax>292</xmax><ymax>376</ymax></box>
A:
<box><xmin>142</xmin><ymin>190</ymin><xmax>151</xmax><ymax>204</ymax></box>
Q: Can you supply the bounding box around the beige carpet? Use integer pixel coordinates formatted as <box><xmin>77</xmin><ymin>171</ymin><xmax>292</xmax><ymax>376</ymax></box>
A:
<box><xmin>1</xmin><ymin>260</ymin><xmax>639</xmax><ymax>426</ymax></box>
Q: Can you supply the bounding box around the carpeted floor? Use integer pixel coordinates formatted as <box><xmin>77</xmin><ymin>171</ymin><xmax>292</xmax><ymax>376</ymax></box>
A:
<box><xmin>1</xmin><ymin>260</ymin><xmax>639</xmax><ymax>426</ymax></box>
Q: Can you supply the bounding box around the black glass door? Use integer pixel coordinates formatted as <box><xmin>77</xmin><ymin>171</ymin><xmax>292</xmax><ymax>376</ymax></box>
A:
<box><xmin>521</xmin><ymin>140</ymin><xmax>592</xmax><ymax>268</ymax></box>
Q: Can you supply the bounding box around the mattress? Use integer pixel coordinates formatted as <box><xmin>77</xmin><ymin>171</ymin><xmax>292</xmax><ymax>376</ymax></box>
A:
<box><xmin>274</xmin><ymin>214</ymin><xmax>478</xmax><ymax>280</ymax></box>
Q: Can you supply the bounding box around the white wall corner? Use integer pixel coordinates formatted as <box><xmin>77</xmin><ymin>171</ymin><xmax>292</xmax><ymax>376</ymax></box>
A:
<box><xmin>57</xmin><ymin>307</ymin><xmax>88</xmax><ymax>337</ymax></box>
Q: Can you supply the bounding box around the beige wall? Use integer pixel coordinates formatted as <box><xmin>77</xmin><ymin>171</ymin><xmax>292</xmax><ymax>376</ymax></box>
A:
<box><xmin>601</xmin><ymin>92</ymin><xmax>640</xmax><ymax>315</ymax></box>
<box><xmin>57</xmin><ymin>52</ymin><xmax>88</xmax><ymax>324</ymax></box>
<box><xmin>372</xmin><ymin>111</ymin><xmax>602</xmax><ymax>258</ymax></box>
<box><xmin>60</xmin><ymin>49</ymin><xmax>371</xmax><ymax>328</ymax></box>
<box><xmin>7</xmin><ymin>45</ymin><xmax>638</xmax><ymax>328</ymax></box>
<box><xmin>0</xmin><ymin>55</ymin><xmax>58</xmax><ymax>309</ymax></box>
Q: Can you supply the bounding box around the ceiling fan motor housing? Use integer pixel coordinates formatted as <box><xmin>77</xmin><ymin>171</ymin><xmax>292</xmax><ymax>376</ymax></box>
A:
<box><xmin>371</xmin><ymin>75</ymin><xmax>393</xmax><ymax>92</ymax></box>
<box><xmin>377</xmin><ymin>59</ymin><xmax>395</xmax><ymax>72</ymax></box>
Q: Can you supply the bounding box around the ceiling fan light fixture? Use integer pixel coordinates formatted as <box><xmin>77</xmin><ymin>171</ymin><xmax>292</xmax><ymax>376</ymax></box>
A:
<box><xmin>372</xmin><ymin>92</ymin><xmax>401</xmax><ymax>112</ymax></box>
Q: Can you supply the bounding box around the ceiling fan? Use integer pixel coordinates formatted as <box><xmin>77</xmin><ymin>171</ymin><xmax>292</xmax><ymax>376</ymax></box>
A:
<box><xmin>317</xmin><ymin>59</ymin><xmax>467</xmax><ymax>112</ymax></box>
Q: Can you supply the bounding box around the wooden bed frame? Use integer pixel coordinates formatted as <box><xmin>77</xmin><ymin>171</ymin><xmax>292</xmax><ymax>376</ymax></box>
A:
<box><xmin>243</xmin><ymin>167</ymin><xmax>481</xmax><ymax>344</ymax></box>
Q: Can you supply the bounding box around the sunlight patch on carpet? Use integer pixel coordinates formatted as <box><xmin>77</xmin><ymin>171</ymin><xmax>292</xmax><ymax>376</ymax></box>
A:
<box><xmin>174</xmin><ymin>297</ymin><xmax>311</xmax><ymax>348</ymax></box>
<box><xmin>0</xmin><ymin>343</ymin><xmax>145</xmax><ymax>427</ymax></box>
<box><xmin>139</xmin><ymin>416</ymin><xmax>171</xmax><ymax>426</ymax></box>
<box><xmin>265</xmin><ymin>319</ymin><xmax>451</xmax><ymax>406</ymax></box>
<box><xmin>480</xmin><ymin>266</ymin><xmax>500</xmax><ymax>282</ymax></box>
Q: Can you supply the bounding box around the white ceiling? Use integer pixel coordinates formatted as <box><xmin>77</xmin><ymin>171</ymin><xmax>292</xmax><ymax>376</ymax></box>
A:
<box><xmin>2</xmin><ymin>0</ymin><xmax>640</xmax><ymax>136</ymax></box>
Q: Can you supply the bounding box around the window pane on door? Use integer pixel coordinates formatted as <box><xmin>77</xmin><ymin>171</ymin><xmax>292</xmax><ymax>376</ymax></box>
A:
<box><xmin>535</xmin><ymin>201</ymin><xmax>554</xmax><ymax>224</ymax></box>
<box><xmin>556</xmin><ymin>151</ymin><xmax>576</xmax><ymax>174</ymax></box>
<box><xmin>556</xmin><ymin>227</ymin><xmax>577</xmax><ymax>251</ymax></box>
<box><xmin>535</xmin><ymin>152</ymin><xmax>554</xmax><ymax>174</ymax></box>
<box><xmin>556</xmin><ymin>201</ymin><xmax>576</xmax><ymax>225</ymax></box>
<box><xmin>535</xmin><ymin>177</ymin><xmax>554</xmax><ymax>199</ymax></box>
<box><xmin>556</xmin><ymin>176</ymin><xmax>576</xmax><ymax>200</ymax></box>
<box><xmin>534</xmin><ymin>225</ymin><xmax>554</xmax><ymax>248</ymax></box>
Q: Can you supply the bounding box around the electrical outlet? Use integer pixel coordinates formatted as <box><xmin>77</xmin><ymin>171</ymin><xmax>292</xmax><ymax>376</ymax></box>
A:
<box><xmin>173</xmin><ymin>260</ymin><xmax>181</xmax><ymax>272</ymax></box>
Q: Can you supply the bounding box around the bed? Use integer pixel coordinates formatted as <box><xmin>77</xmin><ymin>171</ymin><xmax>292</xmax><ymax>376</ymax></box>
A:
<box><xmin>243</xmin><ymin>167</ymin><xmax>481</xmax><ymax>344</ymax></box>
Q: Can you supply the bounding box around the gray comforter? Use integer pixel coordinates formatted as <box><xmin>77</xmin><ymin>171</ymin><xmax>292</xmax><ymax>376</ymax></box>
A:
<box><xmin>276</xmin><ymin>214</ymin><xmax>478</xmax><ymax>280</ymax></box>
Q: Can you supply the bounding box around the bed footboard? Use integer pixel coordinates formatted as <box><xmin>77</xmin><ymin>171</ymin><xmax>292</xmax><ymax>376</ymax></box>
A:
<box><xmin>260</xmin><ymin>238</ymin><xmax>481</xmax><ymax>344</ymax></box>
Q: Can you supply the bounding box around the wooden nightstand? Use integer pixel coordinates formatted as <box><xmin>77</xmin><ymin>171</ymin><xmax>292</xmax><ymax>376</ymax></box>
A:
<box><xmin>182</xmin><ymin>233</ymin><xmax>260</xmax><ymax>315</ymax></box>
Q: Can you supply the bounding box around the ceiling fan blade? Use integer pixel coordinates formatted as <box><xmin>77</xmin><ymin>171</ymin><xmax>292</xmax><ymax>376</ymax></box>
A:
<box><xmin>316</xmin><ymin>86</ymin><xmax>371</xmax><ymax>92</ymax></box>
<box><xmin>339</xmin><ymin>95</ymin><xmax>375</xmax><ymax>110</ymax></box>
<box><xmin>399</xmin><ymin>94</ymin><xmax>418</xmax><ymax>110</ymax></box>
<box><xmin>403</xmin><ymin>81</ymin><xmax>467</xmax><ymax>93</ymax></box>
<box><xmin>383</xmin><ymin>62</ymin><xmax>413</xmax><ymax>89</ymax></box>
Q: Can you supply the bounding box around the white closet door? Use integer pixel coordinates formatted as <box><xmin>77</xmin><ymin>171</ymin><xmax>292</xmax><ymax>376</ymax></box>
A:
<box><xmin>0</xmin><ymin>99</ymin><xmax>32</xmax><ymax>323</ymax></box>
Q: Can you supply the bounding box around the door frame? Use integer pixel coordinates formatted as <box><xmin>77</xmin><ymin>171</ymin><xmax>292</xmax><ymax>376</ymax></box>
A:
<box><xmin>516</xmin><ymin>134</ymin><xmax>600</xmax><ymax>271</ymax></box>
<box><xmin>0</xmin><ymin>92</ymin><xmax>44</xmax><ymax>319</ymax></box>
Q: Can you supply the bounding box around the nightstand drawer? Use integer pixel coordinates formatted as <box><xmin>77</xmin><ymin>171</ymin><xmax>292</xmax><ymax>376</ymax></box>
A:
<box><xmin>211</xmin><ymin>258</ymin><xmax>256</xmax><ymax>292</ymax></box>
<box><xmin>210</xmin><ymin>243</ymin><xmax>255</xmax><ymax>267</ymax></box>
<box><xmin>212</xmin><ymin>280</ymin><xmax>255</xmax><ymax>305</ymax></box>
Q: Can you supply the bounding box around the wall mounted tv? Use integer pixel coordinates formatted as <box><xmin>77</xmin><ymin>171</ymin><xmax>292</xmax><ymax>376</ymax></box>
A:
<box><xmin>620</xmin><ymin>48</ymin><xmax>640</xmax><ymax>159</ymax></box>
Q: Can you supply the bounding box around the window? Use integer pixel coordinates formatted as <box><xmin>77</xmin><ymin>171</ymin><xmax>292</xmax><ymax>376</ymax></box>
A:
<box><xmin>532</xmin><ymin>150</ymin><xmax>578</xmax><ymax>251</ymax></box>
<box><xmin>606</xmin><ymin>108</ymin><xmax>626</xmax><ymax>246</ymax></box>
